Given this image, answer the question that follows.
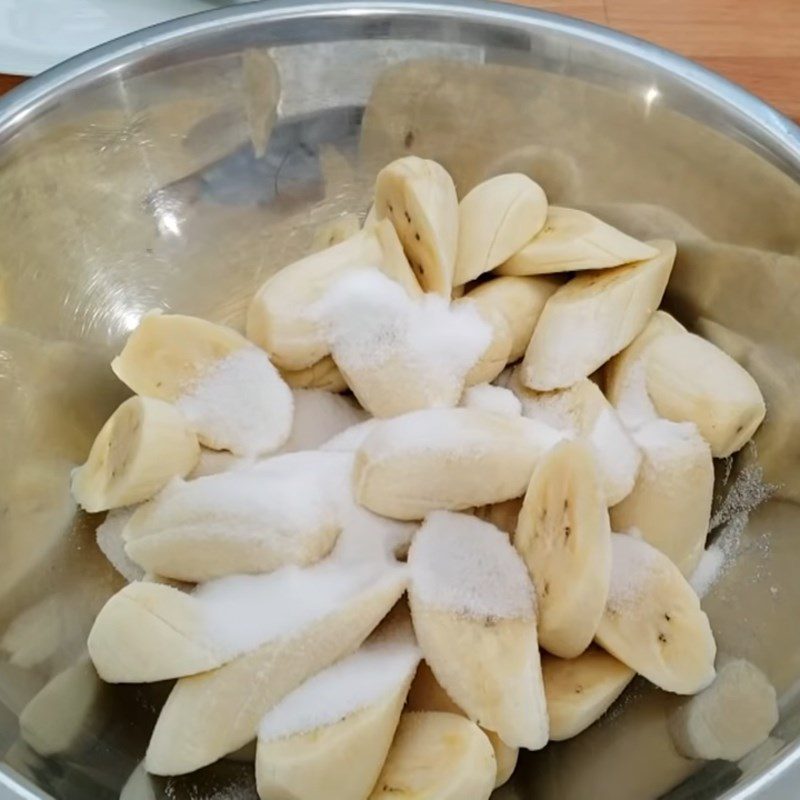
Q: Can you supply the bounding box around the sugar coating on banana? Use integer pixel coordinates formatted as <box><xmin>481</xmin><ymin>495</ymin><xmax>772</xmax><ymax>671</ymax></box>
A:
<box><xmin>278</xmin><ymin>389</ymin><xmax>367</xmax><ymax>454</ymax></box>
<box><xmin>71</xmin><ymin>396</ymin><xmax>200</xmax><ymax>513</ymax></box>
<box><xmin>521</xmin><ymin>240</ymin><xmax>676</xmax><ymax>391</ymax></box>
<box><xmin>460</xmin><ymin>383</ymin><xmax>522</xmax><ymax>417</ymax></box>
<box><xmin>454</xmin><ymin>173</ymin><xmax>548</xmax><ymax>286</ymax></box>
<box><xmin>515</xmin><ymin>440</ymin><xmax>611</xmax><ymax>658</ymax></box>
<box><xmin>374</xmin><ymin>156</ymin><xmax>459</xmax><ymax>296</ymax></box>
<box><xmin>368</xmin><ymin>711</ymin><xmax>497</xmax><ymax>800</ymax></box>
<box><xmin>498</xmin><ymin>206</ymin><xmax>658</xmax><ymax>276</ymax></box>
<box><xmin>408</xmin><ymin>511</ymin><xmax>549</xmax><ymax>750</ymax></box>
<box><xmin>595</xmin><ymin>533</ymin><xmax>716</xmax><ymax>695</ymax></box>
<box><xmin>354</xmin><ymin>408</ymin><xmax>563</xmax><ymax>520</ymax></box>
<box><xmin>321</xmin><ymin>419</ymin><xmax>380</xmax><ymax>452</ymax></box>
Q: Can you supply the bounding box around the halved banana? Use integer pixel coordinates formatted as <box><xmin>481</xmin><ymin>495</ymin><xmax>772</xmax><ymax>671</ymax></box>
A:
<box><xmin>255</xmin><ymin>613</ymin><xmax>420</xmax><ymax>800</ymax></box>
<box><xmin>247</xmin><ymin>221</ymin><xmax>421</xmax><ymax>371</ymax></box>
<box><xmin>145</xmin><ymin>565</ymin><xmax>407</xmax><ymax>775</ymax></box>
<box><xmin>124</xmin><ymin>451</ymin><xmax>351</xmax><ymax>583</ymax></box>
<box><xmin>459</xmin><ymin>274</ymin><xmax>560</xmax><ymax>362</ymax></box>
<box><xmin>498</xmin><ymin>207</ymin><xmax>658</xmax><ymax>276</ymax></box>
<box><xmin>603</xmin><ymin>310</ymin><xmax>686</xmax><ymax>429</ymax></box>
<box><xmin>542</xmin><ymin>646</ymin><xmax>634</xmax><ymax>741</ymax></box>
<box><xmin>520</xmin><ymin>240</ymin><xmax>676</xmax><ymax>390</ymax></box>
<box><xmin>310</xmin><ymin>213</ymin><xmax>362</xmax><ymax>252</ymax></box>
<box><xmin>610</xmin><ymin>419</ymin><xmax>713</xmax><ymax>577</ymax></box>
<box><xmin>354</xmin><ymin>408</ymin><xmax>563</xmax><ymax>520</ymax></box>
<box><xmin>645</xmin><ymin>332</ymin><xmax>766</xmax><ymax>457</ymax></box>
<box><xmin>595</xmin><ymin>533</ymin><xmax>716</xmax><ymax>695</ymax></box>
<box><xmin>460</xmin><ymin>384</ymin><xmax>522</xmax><ymax>417</ymax></box>
<box><xmin>374</xmin><ymin>156</ymin><xmax>459</xmax><ymax>295</ymax></box>
<box><xmin>408</xmin><ymin>511</ymin><xmax>548</xmax><ymax>749</ymax></box>
<box><xmin>281</xmin><ymin>356</ymin><xmax>348</xmax><ymax>393</ymax></box>
<box><xmin>368</xmin><ymin>711</ymin><xmax>497</xmax><ymax>800</ymax></box>
<box><xmin>668</xmin><ymin>658</ymin><xmax>778</xmax><ymax>761</ymax></box>
<box><xmin>453</xmin><ymin>174</ymin><xmax>548</xmax><ymax>285</ymax></box>
<box><xmin>406</xmin><ymin>661</ymin><xmax>519</xmax><ymax>788</ymax></box>
<box><xmin>515</xmin><ymin>440</ymin><xmax>611</xmax><ymax>658</ymax></box>
<box><xmin>71</xmin><ymin>396</ymin><xmax>200</xmax><ymax>513</ymax></box>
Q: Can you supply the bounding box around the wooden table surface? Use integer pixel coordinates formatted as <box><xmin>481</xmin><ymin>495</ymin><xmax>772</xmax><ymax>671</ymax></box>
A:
<box><xmin>0</xmin><ymin>0</ymin><xmax>798</xmax><ymax>123</ymax></box>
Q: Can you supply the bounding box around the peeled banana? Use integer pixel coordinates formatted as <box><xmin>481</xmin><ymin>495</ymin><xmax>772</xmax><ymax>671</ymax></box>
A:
<box><xmin>595</xmin><ymin>533</ymin><xmax>716</xmax><ymax>695</ymax></box>
<box><xmin>515</xmin><ymin>440</ymin><xmax>611</xmax><ymax>658</ymax></box>
<box><xmin>408</xmin><ymin>511</ymin><xmax>548</xmax><ymax>749</ymax></box>
<box><xmin>498</xmin><ymin>206</ymin><xmax>658</xmax><ymax>276</ymax></box>
<box><xmin>71</xmin><ymin>396</ymin><xmax>200</xmax><ymax>512</ymax></box>
<box><xmin>542</xmin><ymin>646</ymin><xmax>634</xmax><ymax>741</ymax></box>
<box><xmin>368</xmin><ymin>711</ymin><xmax>497</xmax><ymax>800</ymax></box>
<box><xmin>373</xmin><ymin>156</ymin><xmax>459</xmax><ymax>295</ymax></box>
<box><xmin>610</xmin><ymin>419</ymin><xmax>713</xmax><ymax>577</ymax></box>
<box><xmin>281</xmin><ymin>355</ymin><xmax>348</xmax><ymax>393</ymax></box>
<box><xmin>460</xmin><ymin>384</ymin><xmax>522</xmax><ymax>417</ymax></box>
<box><xmin>354</xmin><ymin>408</ymin><xmax>563</xmax><ymax>520</ymax></box>
<box><xmin>521</xmin><ymin>240</ymin><xmax>676</xmax><ymax>390</ymax></box>
<box><xmin>310</xmin><ymin>213</ymin><xmax>362</xmax><ymax>252</ymax></box>
<box><xmin>453</xmin><ymin>174</ymin><xmax>548</xmax><ymax>285</ymax></box>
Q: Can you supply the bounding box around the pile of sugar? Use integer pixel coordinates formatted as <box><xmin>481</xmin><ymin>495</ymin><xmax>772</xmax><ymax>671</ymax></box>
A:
<box><xmin>176</xmin><ymin>345</ymin><xmax>294</xmax><ymax>457</ymax></box>
<box><xmin>409</xmin><ymin>510</ymin><xmax>535</xmax><ymax>619</ymax></box>
<box><xmin>461</xmin><ymin>384</ymin><xmax>522</xmax><ymax>417</ymax></box>
<box><xmin>279</xmin><ymin>389</ymin><xmax>367</xmax><ymax>453</ymax></box>
<box><xmin>321</xmin><ymin>418</ymin><xmax>379</xmax><ymax>452</ymax></box>
<box><xmin>689</xmin><ymin>547</ymin><xmax>726</xmax><ymax>597</ymax></box>
<box><xmin>605</xmin><ymin>533</ymin><xmax>661</xmax><ymax>612</ymax></box>
<box><xmin>258</xmin><ymin>624</ymin><xmax>420</xmax><ymax>742</ymax></box>
<box><xmin>313</xmin><ymin>269</ymin><xmax>492</xmax><ymax>411</ymax></box>
<box><xmin>633</xmin><ymin>418</ymin><xmax>709</xmax><ymax>471</ymax></box>
<box><xmin>95</xmin><ymin>507</ymin><xmax>144</xmax><ymax>582</ymax></box>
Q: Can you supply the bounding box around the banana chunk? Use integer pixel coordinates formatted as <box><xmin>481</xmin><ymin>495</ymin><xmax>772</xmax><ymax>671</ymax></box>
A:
<box><xmin>454</xmin><ymin>174</ymin><xmax>548</xmax><ymax>285</ymax></box>
<box><xmin>645</xmin><ymin>332</ymin><xmax>766</xmax><ymax>457</ymax></box>
<box><xmin>521</xmin><ymin>240</ymin><xmax>676</xmax><ymax>390</ymax></box>
<box><xmin>247</xmin><ymin>221</ymin><xmax>420</xmax><ymax>371</ymax></box>
<box><xmin>542</xmin><ymin>646</ymin><xmax>634</xmax><ymax>741</ymax></box>
<box><xmin>595</xmin><ymin>533</ymin><xmax>716</xmax><ymax>695</ymax></box>
<box><xmin>515</xmin><ymin>440</ymin><xmax>611</xmax><ymax>658</ymax></box>
<box><xmin>310</xmin><ymin>213</ymin><xmax>362</xmax><ymax>252</ymax></box>
<box><xmin>408</xmin><ymin>511</ymin><xmax>548</xmax><ymax>749</ymax></box>
<box><xmin>71</xmin><ymin>396</ymin><xmax>200</xmax><ymax>513</ymax></box>
<box><xmin>498</xmin><ymin>207</ymin><xmax>658</xmax><ymax>276</ymax></box>
<box><xmin>668</xmin><ymin>659</ymin><xmax>778</xmax><ymax>761</ymax></box>
<box><xmin>124</xmin><ymin>451</ymin><xmax>351</xmax><ymax>582</ymax></box>
<box><xmin>460</xmin><ymin>384</ymin><xmax>522</xmax><ymax>417</ymax></box>
<box><xmin>281</xmin><ymin>356</ymin><xmax>348</xmax><ymax>393</ymax></box>
<box><xmin>354</xmin><ymin>408</ymin><xmax>563</xmax><ymax>520</ymax></box>
<box><xmin>374</xmin><ymin>156</ymin><xmax>459</xmax><ymax>296</ymax></box>
<box><xmin>145</xmin><ymin>563</ymin><xmax>407</xmax><ymax>775</ymax></box>
<box><xmin>610</xmin><ymin>419</ymin><xmax>713</xmax><ymax>577</ymax></box>
<box><xmin>368</xmin><ymin>712</ymin><xmax>497</xmax><ymax>800</ymax></box>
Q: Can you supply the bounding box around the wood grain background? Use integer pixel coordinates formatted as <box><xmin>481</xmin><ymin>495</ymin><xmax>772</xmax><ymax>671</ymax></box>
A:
<box><xmin>0</xmin><ymin>1</ymin><xmax>798</xmax><ymax>122</ymax></box>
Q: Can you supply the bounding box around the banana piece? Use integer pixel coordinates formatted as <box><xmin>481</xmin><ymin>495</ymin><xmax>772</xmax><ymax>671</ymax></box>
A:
<box><xmin>310</xmin><ymin>213</ymin><xmax>362</xmax><ymax>252</ymax></box>
<box><xmin>247</xmin><ymin>221</ymin><xmax>421</xmax><ymax>371</ymax></box>
<box><xmin>373</xmin><ymin>156</ymin><xmax>459</xmax><ymax>296</ymax></box>
<box><xmin>645</xmin><ymin>332</ymin><xmax>766</xmax><ymax>457</ymax></box>
<box><xmin>604</xmin><ymin>310</ymin><xmax>686</xmax><ymax>430</ymax></box>
<box><xmin>498</xmin><ymin>207</ymin><xmax>658</xmax><ymax>276</ymax></box>
<box><xmin>279</xmin><ymin>389</ymin><xmax>367</xmax><ymax>453</ymax></box>
<box><xmin>454</xmin><ymin>174</ymin><xmax>548</xmax><ymax>285</ymax></box>
<box><xmin>472</xmin><ymin>497</ymin><xmax>523</xmax><ymax>537</ymax></box>
<box><xmin>368</xmin><ymin>711</ymin><xmax>496</xmax><ymax>800</ymax></box>
<box><xmin>459</xmin><ymin>275</ymin><xmax>560</xmax><ymax>362</ymax></box>
<box><xmin>542</xmin><ymin>646</ymin><xmax>635</xmax><ymax>741</ymax></box>
<box><xmin>408</xmin><ymin>511</ymin><xmax>548</xmax><ymax>749</ymax></box>
<box><xmin>96</xmin><ymin>506</ymin><xmax>145</xmax><ymax>582</ymax></box>
<box><xmin>460</xmin><ymin>384</ymin><xmax>521</xmax><ymax>417</ymax></box>
<box><xmin>509</xmin><ymin>373</ymin><xmax>641</xmax><ymax>506</ymax></box>
<box><xmin>354</xmin><ymin>408</ymin><xmax>563</xmax><ymax>520</ymax></box>
<box><xmin>145</xmin><ymin>564</ymin><xmax>407</xmax><ymax>775</ymax></box>
<box><xmin>515</xmin><ymin>440</ymin><xmax>611</xmax><ymax>657</ymax></box>
<box><xmin>123</xmin><ymin>451</ymin><xmax>351</xmax><ymax>582</ymax></box>
<box><xmin>71</xmin><ymin>396</ymin><xmax>200</xmax><ymax>512</ymax></box>
<box><xmin>255</xmin><ymin>614</ymin><xmax>420</xmax><ymax>800</ymax></box>
<box><xmin>520</xmin><ymin>240</ymin><xmax>676</xmax><ymax>390</ymax></box>
<box><xmin>595</xmin><ymin>533</ymin><xmax>716</xmax><ymax>695</ymax></box>
<box><xmin>668</xmin><ymin>659</ymin><xmax>778</xmax><ymax>761</ymax></box>
<box><xmin>610</xmin><ymin>419</ymin><xmax>713</xmax><ymax>577</ymax></box>
<box><xmin>460</xmin><ymin>302</ymin><xmax>514</xmax><ymax>386</ymax></box>
<box><xmin>407</xmin><ymin>661</ymin><xmax>519</xmax><ymax>788</ymax></box>
<box><xmin>281</xmin><ymin>356</ymin><xmax>349</xmax><ymax>393</ymax></box>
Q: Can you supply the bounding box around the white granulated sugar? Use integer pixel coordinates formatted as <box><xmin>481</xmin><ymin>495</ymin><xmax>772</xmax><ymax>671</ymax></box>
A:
<box><xmin>689</xmin><ymin>546</ymin><xmax>725</xmax><ymax>597</ymax></box>
<box><xmin>633</xmin><ymin>418</ymin><xmax>708</xmax><ymax>471</ymax></box>
<box><xmin>278</xmin><ymin>389</ymin><xmax>367</xmax><ymax>454</ymax></box>
<box><xmin>710</xmin><ymin>461</ymin><xmax>776</xmax><ymax>532</ymax></box>
<box><xmin>409</xmin><ymin>510</ymin><xmax>535</xmax><ymax>619</ymax></box>
<box><xmin>606</xmin><ymin>533</ymin><xmax>660</xmax><ymax>612</ymax></box>
<box><xmin>258</xmin><ymin>625</ymin><xmax>420</xmax><ymax>742</ymax></box>
<box><xmin>613</xmin><ymin>357</ymin><xmax>658</xmax><ymax>430</ymax></box>
<box><xmin>321</xmin><ymin>419</ymin><xmax>379</xmax><ymax>451</ymax></box>
<box><xmin>589</xmin><ymin>407</ymin><xmax>642</xmax><ymax>499</ymax></box>
<box><xmin>96</xmin><ymin>507</ymin><xmax>144</xmax><ymax>582</ymax></box>
<box><xmin>313</xmin><ymin>269</ymin><xmax>492</xmax><ymax>413</ymax></box>
<box><xmin>515</xmin><ymin>385</ymin><xmax>576</xmax><ymax>432</ymax></box>
<box><xmin>176</xmin><ymin>345</ymin><xmax>294</xmax><ymax>457</ymax></box>
<box><xmin>189</xmin><ymin>448</ymin><xmax>250</xmax><ymax>479</ymax></box>
<box><xmin>335</xmin><ymin>502</ymin><xmax>417</xmax><ymax>564</ymax></box>
<box><xmin>461</xmin><ymin>384</ymin><xmax>522</xmax><ymax>417</ymax></box>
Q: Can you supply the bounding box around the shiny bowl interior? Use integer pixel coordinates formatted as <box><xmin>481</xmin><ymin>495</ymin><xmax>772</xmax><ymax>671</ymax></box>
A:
<box><xmin>0</xmin><ymin>2</ymin><xmax>799</xmax><ymax>798</ymax></box>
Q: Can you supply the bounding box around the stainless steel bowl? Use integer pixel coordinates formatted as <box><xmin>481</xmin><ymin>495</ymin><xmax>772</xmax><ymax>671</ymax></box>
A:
<box><xmin>0</xmin><ymin>2</ymin><xmax>799</xmax><ymax>798</ymax></box>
